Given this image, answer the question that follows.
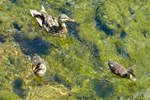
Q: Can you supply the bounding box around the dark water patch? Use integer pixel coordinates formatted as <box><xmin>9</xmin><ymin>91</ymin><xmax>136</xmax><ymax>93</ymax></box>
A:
<box><xmin>10</xmin><ymin>0</ymin><xmax>17</xmax><ymax>3</ymax></box>
<box><xmin>116</xmin><ymin>45</ymin><xmax>130</xmax><ymax>57</ymax></box>
<box><xmin>66</xmin><ymin>2</ymin><xmax>71</xmax><ymax>7</ymax></box>
<box><xmin>117</xmin><ymin>24</ymin><xmax>121</xmax><ymax>28</ymax></box>
<box><xmin>142</xmin><ymin>31</ymin><xmax>147</xmax><ymax>37</ymax></box>
<box><xmin>13</xmin><ymin>22</ymin><xmax>22</xmax><ymax>31</ymax></box>
<box><xmin>120</xmin><ymin>31</ymin><xmax>127</xmax><ymax>39</ymax></box>
<box><xmin>95</xmin><ymin>7</ymin><xmax>113</xmax><ymax>36</ymax></box>
<box><xmin>93</xmin><ymin>79</ymin><xmax>113</xmax><ymax>99</ymax></box>
<box><xmin>0</xmin><ymin>34</ymin><xmax>6</xmax><ymax>43</ymax></box>
<box><xmin>54</xmin><ymin>74</ymin><xmax>62</xmax><ymax>83</ymax></box>
<box><xmin>92</xmin><ymin>44</ymin><xmax>100</xmax><ymax>59</ymax></box>
<box><xmin>0</xmin><ymin>21</ymin><xmax>2</xmax><ymax>24</ymax></box>
<box><xmin>14</xmin><ymin>33</ymin><xmax>51</xmax><ymax>56</ymax></box>
<box><xmin>13</xmin><ymin>78</ymin><xmax>26</xmax><ymax>98</ymax></box>
<box><xmin>58</xmin><ymin>7</ymin><xmax>74</xmax><ymax>17</ymax></box>
<box><xmin>66</xmin><ymin>22</ymin><xmax>82</xmax><ymax>41</ymax></box>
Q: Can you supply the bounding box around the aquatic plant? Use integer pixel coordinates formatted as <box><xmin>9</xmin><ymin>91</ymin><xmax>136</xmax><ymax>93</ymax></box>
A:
<box><xmin>0</xmin><ymin>0</ymin><xmax>150</xmax><ymax>100</ymax></box>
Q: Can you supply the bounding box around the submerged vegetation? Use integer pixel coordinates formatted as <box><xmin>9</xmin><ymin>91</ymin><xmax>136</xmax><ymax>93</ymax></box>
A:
<box><xmin>0</xmin><ymin>0</ymin><xmax>150</xmax><ymax>100</ymax></box>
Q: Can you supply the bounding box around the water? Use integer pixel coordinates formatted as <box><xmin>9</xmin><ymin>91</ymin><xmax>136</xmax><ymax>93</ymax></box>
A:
<box><xmin>0</xmin><ymin>0</ymin><xmax>150</xmax><ymax>100</ymax></box>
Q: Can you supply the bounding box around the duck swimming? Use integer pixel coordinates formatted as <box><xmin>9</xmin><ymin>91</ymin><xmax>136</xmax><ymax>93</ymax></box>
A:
<box><xmin>30</xmin><ymin>6</ymin><xmax>74</xmax><ymax>36</ymax></box>
<box><xmin>108</xmin><ymin>60</ymin><xmax>136</xmax><ymax>81</ymax></box>
<box><xmin>32</xmin><ymin>54</ymin><xmax>46</xmax><ymax>77</ymax></box>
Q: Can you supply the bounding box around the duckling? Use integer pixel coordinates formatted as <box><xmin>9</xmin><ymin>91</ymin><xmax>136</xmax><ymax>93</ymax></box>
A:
<box><xmin>108</xmin><ymin>60</ymin><xmax>136</xmax><ymax>80</ymax></box>
<box><xmin>32</xmin><ymin>54</ymin><xmax>46</xmax><ymax>77</ymax></box>
<box><xmin>30</xmin><ymin>6</ymin><xmax>74</xmax><ymax>36</ymax></box>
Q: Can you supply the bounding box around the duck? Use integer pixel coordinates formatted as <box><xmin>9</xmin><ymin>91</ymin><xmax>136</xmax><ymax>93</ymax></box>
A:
<box><xmin>30</xmin><ymin>5</ymin><xmax>74</xmax><ymax>36</ymax></box>
<box><xmin>108</xmin><ymin>60</ymin><xmax>136</xmax><ymax>80</ymax></box>
<box><xmin>32</xmin><ymin>54</ymin><xmax>46</xmax><ymax>77</ymax></box>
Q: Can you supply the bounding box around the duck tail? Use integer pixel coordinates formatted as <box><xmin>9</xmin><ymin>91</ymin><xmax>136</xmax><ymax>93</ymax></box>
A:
<box><xmin>41</xmin><ymin>5</ymin><xmax>46</xmax><ymax>13</ymax></box>
<box><xmin>30</xmin><ymin>9</ymin><xmax>41</xmax><ymax>17</ymax></box>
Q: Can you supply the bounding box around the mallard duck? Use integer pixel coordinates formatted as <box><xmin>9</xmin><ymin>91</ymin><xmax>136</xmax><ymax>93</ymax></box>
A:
<box><xmin>32</xmin><ymin>54</ymin><xmax>46</xmax><ymax>77</ymax></box>
<box><xmin>30</xmin><ymin>6</ymin><xmax>74</xmax><ymax>36</ymax></box>
<box><xmin>108</xmin><ymin>60</ymin><xmax>136</xmax><ymax>80</ymax></box>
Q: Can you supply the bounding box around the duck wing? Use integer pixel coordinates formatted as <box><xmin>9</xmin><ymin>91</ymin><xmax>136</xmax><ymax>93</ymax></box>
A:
<box><xmin>42</xmin><ymin>15</ymin><xmax>60</xmax><ymax>33</ymax></box>
<box><xmin>45</xmin><ymin>15</ymin><xmax>59</xmax><ymax>27</ymax></box>
<box><xmin>30</xmin><ymin>6</ymin><xmax>61</xmax><ymax>34</ymax></box>
<box><xmin>109</xmin><ymin>62</ymin><xmax>127</xmax><ymax>77</ymax></box>
<box><xmin>30</xmin><ymin>9</ymin><xmax>44</xmax><ymax>27</ymax></box>
<box><xmin>115</xmin><ymin>65</ymin><xmax>127</xmax><ymax>77</ymax></box>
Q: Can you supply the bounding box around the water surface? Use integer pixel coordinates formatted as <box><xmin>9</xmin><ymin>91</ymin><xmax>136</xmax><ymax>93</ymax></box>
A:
<box><xmin>0</xmin><ymin>0</ymin><xmax>150</xmax><ymax>100</ymax></box>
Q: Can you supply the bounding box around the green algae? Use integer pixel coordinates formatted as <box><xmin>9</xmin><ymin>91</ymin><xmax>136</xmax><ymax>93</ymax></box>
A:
<box><xmin>0</xmin><ymin>91</ymin><xmax>21</xmax><ymax>100</ymax></box>
<box><xmin>0</xmin><ymin>0</ymin><xmax>150</xmax><ymax>100</ymax></box>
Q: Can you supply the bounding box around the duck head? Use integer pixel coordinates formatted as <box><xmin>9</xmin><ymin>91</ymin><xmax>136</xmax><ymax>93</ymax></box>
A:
<box><xmin>123</xmin><ymin>68</ymin><xmax>136</xmax><ymax>81</ymax></box>
<box><xmin>58</xmin><ymin>14</ymin><xmax>74</xmax><ymax>23</ymax></box>
<box><xmin>127</xmin><ymin>68</ymin><xmax>136</xmax><ymax>81</ymax></box>
<box><xmin>108</xmin><ymin>60</ymin><xmax>114</xmax><ymax>67</ymax></box>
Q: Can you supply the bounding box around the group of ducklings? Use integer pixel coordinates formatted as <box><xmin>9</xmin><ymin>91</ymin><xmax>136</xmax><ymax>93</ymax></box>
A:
<box><xmin>30</xmin><ymin>6</ymin><xmax>136</xmax><ymax>81</ymax></box>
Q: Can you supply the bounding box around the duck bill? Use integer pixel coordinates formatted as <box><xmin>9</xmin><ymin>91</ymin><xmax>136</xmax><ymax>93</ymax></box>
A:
<box><xmin>130</xmin><ymin>73</ymin><xmax>136</xmax><ymax>81</ymax></box>
<box><xmin>68</xmin><ymin>18</ymin><xmax>75</xmax><ymax>22</ymax></box>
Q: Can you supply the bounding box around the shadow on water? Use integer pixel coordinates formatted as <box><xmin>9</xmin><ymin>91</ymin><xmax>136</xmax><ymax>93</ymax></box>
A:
<box><xmin>93</xmin><ymin>79</ymin><xmax>113</xmax><ymax>99</ymax></box>
<box><xmin>13</xmin><ymin>78</ymin><xmax>26</xmax><ymax>98</ymax></box>
<box><xmin>95</xmin><ymin>7</ymin><xmax>113</xmax><ymax>36</ymax></box>
<box><xmin>14</xmin><ymin>33</ymin><xmax>51</xmax><ymax>56</ymax></box>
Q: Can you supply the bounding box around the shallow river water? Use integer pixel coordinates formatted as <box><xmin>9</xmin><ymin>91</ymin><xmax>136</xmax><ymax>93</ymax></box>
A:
<box><xmin>0</xmin><ymin>0</ymin><xmax>150</xmax><ymax>100</ymax></box>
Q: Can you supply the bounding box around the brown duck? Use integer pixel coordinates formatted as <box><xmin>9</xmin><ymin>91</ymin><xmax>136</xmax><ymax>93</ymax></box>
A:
<box><xmin>30</xmin><ymin>6</ymin><xmax>74</xmax><ymax>36</ymax></box>
<box><xmin>32</xmin><ymin>54</ymin><xmax>46</xmax><ymax>77</ymax></box>
<box><xmin>108</xmin><ymin>60</ymin><xmax>136</xmax><ymax>80</ymax></box>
